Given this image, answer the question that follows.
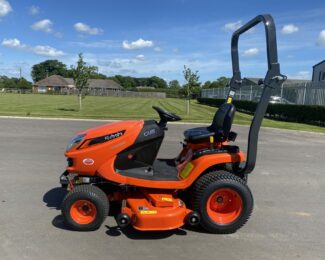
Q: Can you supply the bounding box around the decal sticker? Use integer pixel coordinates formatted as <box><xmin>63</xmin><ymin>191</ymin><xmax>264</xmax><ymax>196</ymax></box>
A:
<box><xmin>89</xmin><ymin>130</ymin><xmax>126</xmax><ymax>146</ymax></box>
<box><xmin>161</xmin><ymin>197</ymin><xmax>173</xmax><ymax>202</ymax></box>
<box><xmin>144</xmin><ymin>129</ymin><xmax>156</xmax><ymax>137</ymax></box>
<box><xmin>140</xmin><ymin>210</ymin><xmax>157</xmax><ymax>215</ymax></box>
<box><xmin>104</xmin><ymin>131</ymin><xmax>125</xmax><ymax>141</ymax></box>
<box><xmin>83</xmin><ymin>158</ymin><xmax>94</xmax><ymax>165</ymax></box>
<box><xmin>180</xmin><ymin>162</ymin><xmax>194</xmax><ymax>179</ymax></box>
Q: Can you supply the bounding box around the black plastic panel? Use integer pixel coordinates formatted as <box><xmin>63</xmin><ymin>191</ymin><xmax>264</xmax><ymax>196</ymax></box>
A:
<box><xmin>114</xmin><ymin>120</ymin><xmax>165</xmax><ymax>170</ymax></box>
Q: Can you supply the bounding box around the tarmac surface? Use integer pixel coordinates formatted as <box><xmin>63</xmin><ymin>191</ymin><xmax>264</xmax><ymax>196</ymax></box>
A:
<box><xmin>0</xmin><ymin>117</ymin><xmax>324</xmax><ymax>260</ymax></box>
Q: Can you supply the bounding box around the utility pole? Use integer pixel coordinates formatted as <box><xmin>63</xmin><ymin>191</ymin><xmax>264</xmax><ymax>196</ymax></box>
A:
<box><xmin>19</xmin><ymin>67</ymin><xmax>22</xmax><ymax>79</ymax></box>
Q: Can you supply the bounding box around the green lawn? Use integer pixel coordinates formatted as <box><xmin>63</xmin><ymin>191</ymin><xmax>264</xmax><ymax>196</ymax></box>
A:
<box><xmin>0</xmin><ymin>93</ymin><xmax>324</xmax><ymax>133</ymax></box>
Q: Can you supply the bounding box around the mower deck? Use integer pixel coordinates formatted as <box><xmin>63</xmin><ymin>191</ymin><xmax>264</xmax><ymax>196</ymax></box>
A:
<box><xmin>121</xmin><ymin>189</ymin><xmax>191</xmax><ymax>231</ymax></box>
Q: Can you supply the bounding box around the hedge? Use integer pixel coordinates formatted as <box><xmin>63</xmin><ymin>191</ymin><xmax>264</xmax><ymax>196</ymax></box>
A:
<box><xmin>134</xmin><ymin>88</ymin><xmax>185</xmax><ymax>98</ymax></box>
<box><xmin>197</xmin><ymin>98</ymin><xmax>325</xmax><ymax>126</ymax></box>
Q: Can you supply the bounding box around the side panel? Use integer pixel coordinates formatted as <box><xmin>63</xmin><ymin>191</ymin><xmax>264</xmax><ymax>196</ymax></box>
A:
<box><xmin>98</xmin><ymin>151</ymin><xmax>246</xmax><ymax>189</ymax></box>
<box><xmin>66</xmin><ymin>120</ymin><xmax>144</xmax><ymax>175</ymax></box>
<box><xmin>114</xmin><ymin>120</ymin><xmax>164</xmax><ymax>170</ymax></box>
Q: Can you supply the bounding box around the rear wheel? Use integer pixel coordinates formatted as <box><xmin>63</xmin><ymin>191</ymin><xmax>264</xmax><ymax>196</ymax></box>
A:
<box><xmin>61</xmin><ymin>185</ymin><xmax>109</xmax><ymax>231</ymax></box>
<box><xmin>192</xmin><ymin>171</ymin><xmax>253</xmax><ymax>233</ymax></box>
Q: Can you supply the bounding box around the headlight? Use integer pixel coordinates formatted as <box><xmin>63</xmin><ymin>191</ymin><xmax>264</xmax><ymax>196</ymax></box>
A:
<box><xmin>66</xmin><ymin>134</ymin><xmax>86</xmax><ymax>151</ymax></box>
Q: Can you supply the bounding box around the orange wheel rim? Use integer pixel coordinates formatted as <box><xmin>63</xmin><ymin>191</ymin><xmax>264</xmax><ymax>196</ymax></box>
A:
<box><xmin>206</xmin><ymin>188</ymin><xmax>243</xmax><ymax>225</ymax></box>
<box><xmin>70</xmin><ymin>200</ymin><xmax>97</xmax><ymax>225</ymax></box>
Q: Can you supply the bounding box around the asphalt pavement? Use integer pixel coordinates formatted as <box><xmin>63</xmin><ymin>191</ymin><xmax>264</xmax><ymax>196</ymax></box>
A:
<box><xmin>0</xmin><ymin>117</ymin><xmax>324</xmax><ymax>260</ymax></box>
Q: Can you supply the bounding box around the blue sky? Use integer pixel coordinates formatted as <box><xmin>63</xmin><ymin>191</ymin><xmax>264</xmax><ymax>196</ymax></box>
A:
<box><xmin>1</xmin><ymin>0</ymin><xmax>325</xmax><ymax>83</ymax></box>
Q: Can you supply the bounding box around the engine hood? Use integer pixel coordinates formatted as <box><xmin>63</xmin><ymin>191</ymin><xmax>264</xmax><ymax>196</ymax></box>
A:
<box><xmin>79</xmin><ymin>120</ymin><xmax>143</xmax><ymax>139</ymax></box>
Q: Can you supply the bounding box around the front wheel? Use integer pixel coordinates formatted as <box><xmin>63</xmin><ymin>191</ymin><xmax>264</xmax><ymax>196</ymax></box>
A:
<box><xmin>61</xmin><ymin>185</ymin><xmax>109</xmax><ymax>231</ymax></box>
<box><xmin>192</xmin><ymin>171</ymin><xmax>253</xmax><ymax>234</ymax></box>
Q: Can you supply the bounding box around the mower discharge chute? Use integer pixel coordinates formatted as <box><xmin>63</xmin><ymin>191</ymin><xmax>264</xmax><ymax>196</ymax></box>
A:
<box><xmin>60</xmin><ymin>14</ymin><xmax>286</xmax><ymax>233</ymax></box>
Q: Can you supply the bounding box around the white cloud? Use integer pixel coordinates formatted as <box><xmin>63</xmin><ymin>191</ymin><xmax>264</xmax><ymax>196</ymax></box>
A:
<box><xmin>135</xmin><ymin>54</ymin><xmax>145</xmax><ymax>61</ymax></box>
<box><xmin>242</xmin><ymin>48</ymin><xmax>259</xmax><ymax>57</ymax></box>
<box><xmin>0</xmin><ymin>0</ymin><xmax>12</xmax><ymax>17</ymax></box>
<box><xmin>29</xmin><ymin>5</ymin><xmax>40</xmax><ymax>15</ymax></box>
<box><xmin>2</xmin><ymin>38</ymin><xmax>25</xmax><ymax>48</ymax></box>
<box><xmin>1</xmin><ymin>38</ymin><xmax>65</xmax><ymax>57</ymax></box>
<box><xmin>31</xmin><ymin>19</ymin><xmax>53</xmax><ymax>33</ymax></box>
<box><xmin>71</xmin><ymin>40</ymin><xmax>119</xmax><ymax>48</ymax></box>
<box><xmin>289</xmin><ymin>71</ymin><xmax>311</xmax><ymax>80</ymax></box>
<box><xmin>316</xmin><ymin>30</ymin><xmax>325</xmax><ymax>46</ymax></box>
<box><xmin>223</xmin><ymin>20</ymin><xmax>242</xmax><ymax>32</ymax></box>
<box><xmin>281</xmin><ymin>24</ymin><xmax>299</xmax><ymax>34</ymax></box>
<box><xmin>74</xmin><ymin>22</ymin><xmax>103</xmax><ymax>35</ymax></box>
<box><xmin>122</xmin><ymin>38</ymin><xmax>153</xmax><ymax>50</ymax></box>
<box><xmin>154</xmin><ymin>47</ymin><xmax>161</xmax><ymax>52</ymax></box>
<box><xmin>33</xmin><ymin>45</ymin><xmax>64</xmax><ymax>57</ymax></box>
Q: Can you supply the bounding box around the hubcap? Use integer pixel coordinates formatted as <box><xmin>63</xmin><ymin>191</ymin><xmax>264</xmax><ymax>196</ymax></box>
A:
<box><xmin>206</xmin><ymin>188</ymin><xmax>243</xmax><ymax>225</ymax></box>
<box><xmin>70</xmin><ymin>200</ymin><xmax>97</xmax><ymax>225</ymax></box>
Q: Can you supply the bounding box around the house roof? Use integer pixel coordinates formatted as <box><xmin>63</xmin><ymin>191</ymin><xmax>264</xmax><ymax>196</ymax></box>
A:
<box><xmin>64</xmin><ymin>78</ymin><xmax>75</xmax><ymax>85</ymax></box>
<box><xmin>34</xmin><ymin>75</ymin><xmax>70</xmax><ymax>87</ymax></box>
<box><xmin>313</xmin><ymin>60</ymin><xmax>325</xmax><ymax>68</ymax></box>
<box><xmin>87</xmin><ymin>79</ymin><xmax>122</xmax><ymax>89</ymax></box>
<box><xmin>34</xmin><ymin>75</ymin><xmax>122</xmax><ymax>89</ymax></box>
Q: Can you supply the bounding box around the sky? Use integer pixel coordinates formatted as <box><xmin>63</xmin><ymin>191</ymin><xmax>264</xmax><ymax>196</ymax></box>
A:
<box><xmin>0</xmin><ymin>0</ymin><xmax>325</xmax><ymax>83</ymax></box>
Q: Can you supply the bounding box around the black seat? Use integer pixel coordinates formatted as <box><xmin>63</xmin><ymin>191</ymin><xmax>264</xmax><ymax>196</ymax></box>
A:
<box><xmin>184</xmin><ymin>103</ymin><xmax>236</xmax><ymax>143</ymax></box>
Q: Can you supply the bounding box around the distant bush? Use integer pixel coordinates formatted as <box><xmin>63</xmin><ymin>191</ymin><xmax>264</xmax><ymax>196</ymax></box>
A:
<box><xmin>135</xmin><ymin>88</ymin><xmax>185</xmax><ymax>98</ymax></box>
<box><xmin>197</xmin><ymin>98</ymin><xmax>325</xmax><ymax>126</ymax></box>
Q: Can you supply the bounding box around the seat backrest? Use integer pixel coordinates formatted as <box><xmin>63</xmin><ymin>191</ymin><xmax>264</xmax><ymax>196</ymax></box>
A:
<box><xmin>209</xmin><ymin>103</ymin><xmax>236</xmax><ymax>138</ymax></box>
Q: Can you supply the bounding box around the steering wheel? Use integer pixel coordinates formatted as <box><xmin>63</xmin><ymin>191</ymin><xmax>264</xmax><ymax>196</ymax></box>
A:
<box><xmin>152</xmin><ymin>106</ymin><xmax>181</xmax><ymax>127</ymax></box>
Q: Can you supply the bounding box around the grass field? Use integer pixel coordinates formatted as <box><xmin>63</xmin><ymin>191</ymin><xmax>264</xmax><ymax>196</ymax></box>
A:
<box><xmin>0</xmin><ymin>93</ymin><xmax>324</xmax><ymax>133</ymax></box>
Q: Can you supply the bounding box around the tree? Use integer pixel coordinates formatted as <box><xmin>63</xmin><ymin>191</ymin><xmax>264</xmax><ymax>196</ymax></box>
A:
<box><xmin>202</xmin><ymin>77</ymin><xmax>230</xmax><ymax>89</ymax></box>
<box><xmin>168</xmin><ymin>80</ymin><xmax>181</xmax><ymax>89</ymax></box>
<box><xmin>213</xmin><ymin>76</ymin><xmax>229</xmax><ymax>88</ymax></box>
<box><xmin>17</xmin><ymin>78</ymin><xmax>32</xmax><ymax>89</ymax></box>
<box><xmin>183</xmin><ymin>65</ymin><xmax>200</xmax><ymax>115</ymax></box>
<box><xmin>70</xmin><ymin>53</ymin><xmax>97</xmax><ymax>111</ymax></box>
<box><xmin>31</xmin><ymin>60</ymin><xmax>68</xmax><ymax>82</ymax></box>
<box><xmin>148</xmin><ymin>76</ymin><xmax>167</xmax><ymax>88</ymax></box>
<box><xmin>202</xmin><ymin>80</ymin><xmax>211</xmax><ymax>89</ymax></box>
<box><xmin>0</xmin><ymin>76</ymin><xmax>32</xmax><ymax>89</ymax></box>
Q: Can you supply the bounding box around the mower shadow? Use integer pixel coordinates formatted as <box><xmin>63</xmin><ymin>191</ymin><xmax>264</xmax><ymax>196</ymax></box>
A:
<box><xmin>43</xmin><ymin>187</ymin><xmax>67</xmax><ymax>210</ymax></box>
<box><xmin>105</xmin><ymin>225</ymin><xmax>188</xmax><ymax>240</ymax></box>
<box><xmin>52</xmin><ymin>215</ymin><xmax>74</xmax><ymax>231</ymax></box>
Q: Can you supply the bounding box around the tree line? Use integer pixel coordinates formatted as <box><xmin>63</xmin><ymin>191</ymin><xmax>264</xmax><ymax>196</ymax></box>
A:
<box><xmin>0</xmin><ymin>76</ymin><xmax>31</xmax><ymax>90</ymax></box>
<box><xmin>0</xmin><ymin>59</ymin><xmax>230</xmax><ymax>93</ymax></box>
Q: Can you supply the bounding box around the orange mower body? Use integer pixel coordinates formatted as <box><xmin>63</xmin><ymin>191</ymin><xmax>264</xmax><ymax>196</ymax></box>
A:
<box><xmin>59</xmin><ymin>14</ymin><xmax>286</xmax><ymax>234</ymax></box>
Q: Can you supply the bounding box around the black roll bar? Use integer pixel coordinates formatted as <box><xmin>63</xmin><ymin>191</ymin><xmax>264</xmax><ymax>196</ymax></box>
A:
<box><xmin>227</xmin><ymin>14</ymin><xmax>287</xmax><ymax>174</ymax></box>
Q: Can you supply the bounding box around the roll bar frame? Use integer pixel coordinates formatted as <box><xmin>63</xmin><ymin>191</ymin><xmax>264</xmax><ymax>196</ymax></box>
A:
<box><xmin>227</xmin><ymin>14</ymin><xmax>287</xmax><ymax>174</ymax></box>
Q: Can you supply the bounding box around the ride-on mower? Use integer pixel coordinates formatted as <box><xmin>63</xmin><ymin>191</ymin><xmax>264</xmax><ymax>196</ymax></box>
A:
<box><xmin>60</xmin><ymin>14</ymin><xmax>286</xmax><ymax>233</ymax></box>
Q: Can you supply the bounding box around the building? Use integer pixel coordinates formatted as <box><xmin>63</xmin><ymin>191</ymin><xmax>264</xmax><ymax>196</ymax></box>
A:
<box><xmin>312</xmin><ymin>60</ymin><xmax>325</xmax><ymax>82</ymax></box>
<box><xmin>32</xmin><ymin>75</ymin><xmax>74</xmax><ymax>93</ymax></box>
<box><xmin>33</xmin><ymin>75</ymin><xmax>122</xmax><ymax>94</ymax></box>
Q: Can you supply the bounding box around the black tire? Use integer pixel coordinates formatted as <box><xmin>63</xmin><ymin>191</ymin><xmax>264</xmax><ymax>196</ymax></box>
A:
<box><xmin>192</xmin><ymin>171</ymin><xmax>253</xmax><ymax>234</ymax></box>
<box><xmin>61</xmin><ymin>185</ymin><xmax>109</xmax><ymax>231</ymax></box>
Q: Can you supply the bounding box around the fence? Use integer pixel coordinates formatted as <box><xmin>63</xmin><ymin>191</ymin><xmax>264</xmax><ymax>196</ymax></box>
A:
<box><xmin>1</xmin><ymin>88</ymin><xmax>32</xmax><ymax>94</ymax></box>
<box><xmin>201</xmin><ymin>82</ymin><xmax>325</xmax><ymax>106</ymax></box>
<box><xmin>1</xmin><ymin>88</ymin><xmax>166</xmax><ymax>98</ymax></box>
<box><xmin>61</xmin><ymin>88</ymin><xmax>166</xmax><ymax>98</ymax></box>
